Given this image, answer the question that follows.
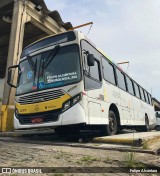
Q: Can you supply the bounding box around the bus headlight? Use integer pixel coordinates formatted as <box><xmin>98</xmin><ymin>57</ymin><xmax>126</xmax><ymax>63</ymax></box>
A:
<box><xmin>73</xmin><ymin>94</ymin><xmax>81</xmax><ymax>104</ymax></box>
<box><xmin>62</xmin><ymin>93</ymin><xmax>82</xmax><ymax>112</ymax></box>
<box><xmin>63</xmin><ymin>101</ymin><xmax>71</xmax><ymax>111</ymax></box>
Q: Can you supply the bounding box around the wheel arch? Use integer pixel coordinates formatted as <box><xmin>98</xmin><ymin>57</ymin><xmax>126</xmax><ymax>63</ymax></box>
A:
<box><xmin>145</xmin><ymin>113</ymin><xmax>149</xmax><ymax>124</ymax></box>
<box><xmin>109</xmin><ymin>103</ymin><xmax>121</xmax><ymax>126</ymax></box>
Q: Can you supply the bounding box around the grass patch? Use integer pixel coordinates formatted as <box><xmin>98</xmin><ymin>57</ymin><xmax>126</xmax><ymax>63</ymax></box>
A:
<box><xmin>103</xmin><ymin>156</ymin><xmax>111</xmax><ymax>163</ymax></box>
<box><xmin>77</xmin><ymin>155</ymin><xmax>100</xmax><ymax>165</ymax></box>
<box><xmin>142</xmin><ymin>141</ymin><xmax>149</xmax><ymax>149</ymax></box>
<box><xmin>11</xmin><ymin>162</ymin><xmax>22</xmax><ymax>166</ymax></box>
<box><xmin>40</xmin><ymin>159</ymin><xmax>45</xmax><ymax>163</ymax></box>
<box><xmin>54</xmin><ymin>151</ymin><xmax>72</xmax><ymax>160</ymax></box>
<box><xmin>124</xmin><ymin>152</ymin><xmax>146</xmax><ymax>168</ymax></box>
<box><xmin>76</xmin><ymin>160</ymin><xmax>82</xmax><ymax>164</ymax></box>
<box><xmin>53</xmin><ymin>174</ymin><xmax>64</xmax><ymax>176</ymax></box>
<box><xmin>124</xmin><ymin>152</ymin><xmax>136</xmax><ymax>167</ymax></box>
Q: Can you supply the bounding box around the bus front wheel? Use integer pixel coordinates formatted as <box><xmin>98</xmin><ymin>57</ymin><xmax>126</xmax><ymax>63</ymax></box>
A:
<box><xmin>103</xmin><ymin>110</ymin><xmax>118</xmax><ymax>136</ymax></box>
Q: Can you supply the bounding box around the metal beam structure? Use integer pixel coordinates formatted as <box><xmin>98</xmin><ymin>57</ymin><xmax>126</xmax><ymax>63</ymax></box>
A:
<box><xmin>0</xmin><ymin>0</ymin><xmax>72</xmax><ymax>132</ymax></box>
<box><xmin>152</xmin><ymin>98</ymin><xmax>160</xmax><ymax>111</ymax></box>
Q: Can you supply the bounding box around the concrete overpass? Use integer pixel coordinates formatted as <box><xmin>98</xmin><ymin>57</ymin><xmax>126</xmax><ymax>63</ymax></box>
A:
<box><xmin>0</xmin><ymin>0</ymin><xmax>72</xmax><ymax>131</ymax></box>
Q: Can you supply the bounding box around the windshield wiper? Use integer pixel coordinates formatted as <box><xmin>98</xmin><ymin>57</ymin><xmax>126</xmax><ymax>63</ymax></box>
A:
<box><xmin>42</xmin><ymin>44</ymin><xmax>60</xmax><ymax>69</ymax></box>
<box><xmin>26</xmin><ymin>55</ymin><xmax>36</xmax><ymax>71</ymax></box>
<box><xmin>34</xmin><ymin>58</ymin><xmax>37</xmax><ymax>78</ymax></box>
<box><xmin>26</xmin><ymin>55</ymin><xmax>38</xmax><ymax>84</ymax></box>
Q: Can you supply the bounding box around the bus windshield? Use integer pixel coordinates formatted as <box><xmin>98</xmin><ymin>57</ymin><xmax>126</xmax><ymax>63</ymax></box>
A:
<box><xmin>16</xmin><ymin>45</ymin><xmax>81</xmax><ymax>95</ymax></box>
<box><xmin>21</xmin><ymin>32</ymin><xmax>76</xmax><ymax>57</ymax></box>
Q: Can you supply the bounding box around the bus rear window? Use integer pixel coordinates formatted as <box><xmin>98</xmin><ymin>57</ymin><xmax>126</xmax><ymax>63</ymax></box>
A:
<box><xmin>21</xmin><ymin>32</ymin><xmax>76</xmax><ymax>57</ymax></box>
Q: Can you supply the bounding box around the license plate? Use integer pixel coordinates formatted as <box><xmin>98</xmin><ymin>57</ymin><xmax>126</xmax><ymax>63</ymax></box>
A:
<box><xmin>31</xmin><ymin>117</ymin><xmax>43</xmax><ymax>124</ymax></box>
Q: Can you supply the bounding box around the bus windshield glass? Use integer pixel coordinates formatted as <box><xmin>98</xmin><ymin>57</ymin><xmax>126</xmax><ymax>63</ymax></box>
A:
<box><xmin>21</xmin><ymin>32</ymin><xmax>76</xmax><ymax>57</ymax></box>
<box><xmin>16</xmin><ymin>45</ymin><xmax>81</xmax><ymax>95</ymax></box>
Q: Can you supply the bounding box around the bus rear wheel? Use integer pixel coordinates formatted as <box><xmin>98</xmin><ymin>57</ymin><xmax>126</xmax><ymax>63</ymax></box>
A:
<box><xmin>143</xmin><ymin>116</ymin><xmax>150</xmax><ymax>132</ymax></box>
<box><xmin>103</xmin><ymin>110</ymin><xmax>118</xmax><ymax>136</ymax></box>
<box><xmin>155</xmin><ymin>126</ymin><xmax>160</xmax><ymax>131</ymax></box>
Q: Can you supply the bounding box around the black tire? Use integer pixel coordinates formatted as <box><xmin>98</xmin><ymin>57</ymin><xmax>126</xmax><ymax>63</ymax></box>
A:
<box><xmin>54</xmin><ymin>127</ymin><xmax>66</xmax><ymax>137</ymax></box>
<box><xmin>102</xmin><ymin>110</ymin><xmax>118</xmax><ymax>136</ymax></box>
<box><xmin>155</xmin><ymin>126</ymin><xmax>160</xmax><ymax>131</ymax></box>
<box><xmin>143</xmin><ymin>116</ymin><xmax>150</xmax><ymax>132</ymax></box>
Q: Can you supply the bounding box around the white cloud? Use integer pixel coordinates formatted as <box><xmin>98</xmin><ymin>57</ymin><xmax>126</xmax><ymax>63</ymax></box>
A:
<box><xmin>152</xmin><ymin>71</ymin><xmax>160</xmax><ymax>77</ymax></box>
<box><xmin>45</xmin><ymin>0</ymin><xmax>67</xmax><ymax>11</ymax></box>
<box><xmin>105</xmin><ymin>0</ymin><xmax>120</xmax><ymax>6</ymax></box>
<box><xmin>44</xmin><ymin>0</ymin><xmax>160</xmax><ymax>100</ymax></box>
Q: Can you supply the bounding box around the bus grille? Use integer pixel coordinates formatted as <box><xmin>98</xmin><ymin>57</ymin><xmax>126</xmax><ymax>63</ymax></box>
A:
<box><xmin>17</xmin><ymin>109</ymin><xmax>61</xmax><ymax>125</ymax></box>
<box><xmin>17</xmin><ymin>90</ymin><xmax>65</xmax><ymax>105</ymax></box>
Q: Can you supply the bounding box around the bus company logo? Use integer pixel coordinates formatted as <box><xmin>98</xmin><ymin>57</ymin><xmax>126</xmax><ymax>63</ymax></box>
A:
<box><xmin>35</xmin><ymin>105</ymin><xmax>39</xmax><ymax>111</ymax></box>
<box><xmin>32</xmin><ymin>98</ymin><xmax>44</xmax><ymax>103</ymax></box>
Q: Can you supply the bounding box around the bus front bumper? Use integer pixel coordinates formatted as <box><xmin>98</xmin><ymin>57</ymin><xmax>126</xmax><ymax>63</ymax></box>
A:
<box><xmin>14</xmin><ymin>103</ymin><xmax>86</xmax><ymax>130</ymax></box>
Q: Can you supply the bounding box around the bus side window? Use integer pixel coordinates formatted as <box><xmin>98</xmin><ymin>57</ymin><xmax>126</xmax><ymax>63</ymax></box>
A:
<box><xmin>148</xmin><ymin>94</ymin><xmax>152</xmax><ymax>105</ymax></box>
<box><xmin>102</xmin><ymin>58</ymin><xmax>116</xmax><ymax>85</ymax></box>
<box><xmin>116</xmin><ymin>68</ymin><xmax>127</xmax><ymax>91</ymax></box>
<box><xmin>89</xmin><ymin>59</ymin><xmax>101</xmax><ymax>82</ymax></box>
<box><xmin>147</xmin><ymin>93</ymin><xmax>151</xmax><ymax>104</ymax></box>
<box><xmin>144</xmin><ymin>91</ymin><xmax>149</xmax><ymax>104</ymax></box>
<box><xmin>126</xmin><ymin>76</ymin><xmax>134</xmax><ymax>95</ymax></box>
<box><xmin>134</xmin><ymin>82</ymin><xmax>140</xmax><ymax>99</ymax></box>
<box><xmin>81</xmin><ymin>40</ymin><xmax>101</xmax><ymax>81</ymax></box>
<box><xmin>81</xmin><ymin>40</ymin><xmax>102</xmax><ymax>90</ymax></box>
<box><xmin>140</xmin><ymin>87</ymin><xmax>145</xmax><ymax>101</ymax></box>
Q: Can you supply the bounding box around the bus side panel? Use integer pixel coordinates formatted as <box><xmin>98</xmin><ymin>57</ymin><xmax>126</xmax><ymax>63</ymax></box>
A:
<box><xmin>132</xmin><ymin>96</ymin><xmax>143</xmax><ymax>125</ymax></box>
<box><xmin>118</xmin><ymin>88</ymin><xmax>135</xmax><ymax>125</ymax></box>
<box><xmin>87</xmin><ymin>86</ymin><xmax>108</xmax><ymax>125</ymax></box>
<box><xmin>103</xmin><ymin>81</ymin><xmax>122</xmax><ymax>125</ymax></box>
<box><xmin>140</xmin><ymin>101</ymin><xmax>149</xmax><ymax>125</ymax></box>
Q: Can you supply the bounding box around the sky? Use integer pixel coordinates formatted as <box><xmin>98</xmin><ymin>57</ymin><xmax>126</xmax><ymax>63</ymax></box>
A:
<box><xmin>0</xmin><ymin>0</ymin><xmax>159</xmax><ymax>100</ymax></box>
<box><xmin>44</xmin><ymin>0</ymin><xmax>160</xmax><ymax>100</ymax></box>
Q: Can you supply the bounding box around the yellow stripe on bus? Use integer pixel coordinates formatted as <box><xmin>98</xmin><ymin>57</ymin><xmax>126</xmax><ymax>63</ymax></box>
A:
<box><xmin>16</xmin><ymin>93</ymin><xmax>71</xmax><ymax>114</ymax></box>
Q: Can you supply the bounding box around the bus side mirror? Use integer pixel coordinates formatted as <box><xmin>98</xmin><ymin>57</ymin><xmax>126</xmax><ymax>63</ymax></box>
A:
<box><xmin>87</xmin><ymin>54</ymin><xmax>95</xmax><ymax>66</ymax></box>
<box><xmin>7</xmin><ymin>65</ymin><xmax>20</xmax><ymax>88</ymax></box>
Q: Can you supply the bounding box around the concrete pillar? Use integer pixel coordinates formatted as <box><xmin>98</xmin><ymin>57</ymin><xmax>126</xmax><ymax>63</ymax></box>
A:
<box><xmin>0</xmin><ymin>0</ymin><xmax>26</xmax><ymax>131</ymax></box>
<box><xmin>0</xmin><ymin>0</ymin><xmax>67</xmax><ymax>132</ymax></box>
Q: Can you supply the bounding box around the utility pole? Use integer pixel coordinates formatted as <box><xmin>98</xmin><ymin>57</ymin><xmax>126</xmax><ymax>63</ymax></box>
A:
<box><xmin>117</xmin><ymin>61</ymin><xmax>129</xmax><ymax>65</ymax></box>
<box><xmin>69</xmin><ymin>22</ymin><xmax>93</xmax><ymax>31</ymax></box>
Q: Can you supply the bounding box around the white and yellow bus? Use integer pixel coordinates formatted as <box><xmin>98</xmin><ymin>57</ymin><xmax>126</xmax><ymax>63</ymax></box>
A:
<box><xmin>7</xmin><ymin>31</ymin><xmax>156</xmax><ymax>135</ymax></box>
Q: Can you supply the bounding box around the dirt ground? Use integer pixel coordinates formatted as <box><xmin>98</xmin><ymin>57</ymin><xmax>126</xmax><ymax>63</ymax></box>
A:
<box><xmin>0</xmin><ymin>140</ymin><xmax>160</xmax><ymax>176</ymax></box>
